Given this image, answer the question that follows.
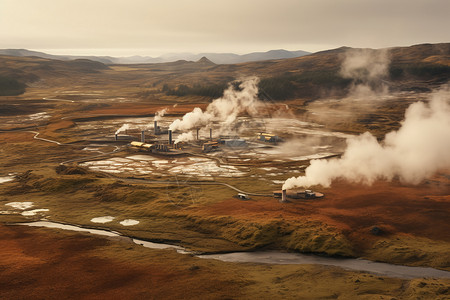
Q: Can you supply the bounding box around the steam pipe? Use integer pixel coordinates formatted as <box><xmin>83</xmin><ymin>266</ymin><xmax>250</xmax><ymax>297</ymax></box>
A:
<box><xmin>210</xmin><ymin>128</ymin><xmax>212</xmax><ymax>140</ymax></box>
<box><xmin>154</xmin><ymin>121</ymin><xmax>158</xmax><ymax>135</ymax></box>
<box><xmin>196</xmin><ymin>128</ymin><xmax>199</xmax><ymax>140</ymax></box>
<box><xmin>168</xmin><ymin>130</ymin><xmax>172</xmax><ymax>145</ymax></box>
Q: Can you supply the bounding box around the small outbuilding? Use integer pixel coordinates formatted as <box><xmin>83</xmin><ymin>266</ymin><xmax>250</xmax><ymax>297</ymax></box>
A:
<box><xmin>237</xmin><ymin>193</ymin><xmax>250</xmax><ymax>200</ymax></box>
<box><xmin>273</xmin><ymin>189</ymin><xmax>324</xmax><ymax>200</ymax></box>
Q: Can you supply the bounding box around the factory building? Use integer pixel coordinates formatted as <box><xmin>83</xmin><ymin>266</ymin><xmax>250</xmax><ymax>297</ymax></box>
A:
<box><xmin>222</xmin><ymin>139</ymin><xmax>247</xmax><ymax>147</ymax></box>
<box><xmin>257</xmin><ymin>133</ymin><xmax>282</xmax><ymax>144</ymax></box>
<box><xmin>130</xmin><ymin>141</ymin><xmax>169</xmax><ymax>152</ymax></box>
<box><xmin>202</xmin><ymin>141</ymin><xmax>220</xmax><ymax>152</ymax></box>
<box><xmin>218</xmin><ymin>135</ymin><xmax>240</xmax><ymax>140</ymax></box>
<box><xmin>154</xmin><ymin>121</ymin><xmax>168</xmax><ymax>135</ymax></box>
<box><xmin>273</xmin><ymin>189</ymin><xmax>324</xmax><ymax>200</ymax></box>
<box><xmin>217</xmin><ymin>135</ymin><xmax>247</xmax><ymax>147</ymax></box>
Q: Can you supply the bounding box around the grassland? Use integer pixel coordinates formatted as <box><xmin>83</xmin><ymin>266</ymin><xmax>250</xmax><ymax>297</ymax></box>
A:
<box><xmin>0</xmin><ymin>43</ymin><xmax>449</xmax><ymax>298</ymax></box>
<box><xmin>2</xmin><ymin>224</ymin><xmax>449</xmax><ymax>299</ymax></box>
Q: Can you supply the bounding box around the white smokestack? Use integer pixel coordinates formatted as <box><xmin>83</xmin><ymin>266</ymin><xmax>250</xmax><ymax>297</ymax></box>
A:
<box><xmin>281</xmin><ymin>189</ymin><xmax>287</xmax><ymax>203</ymax></box>
<box><xmin>283</xmin><ymin>86</ymin><xmax>450</xmax><ymax>190</ymax></box>
<box><xmin>168</xmin><ymin>77</ymin><xmax>264</xmax><ymax>132</ymax></box>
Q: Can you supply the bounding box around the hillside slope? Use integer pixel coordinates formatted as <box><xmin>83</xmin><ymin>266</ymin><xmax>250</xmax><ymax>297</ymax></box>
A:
<box><xmin>0</xmin><ymin>48</ymin><xmax>310</xmax><ymax>65</ymax></box>
<box><xmin>0</xmin><ymin>43</ymin><xmax>448</xmax><ymax>100</ymax></box>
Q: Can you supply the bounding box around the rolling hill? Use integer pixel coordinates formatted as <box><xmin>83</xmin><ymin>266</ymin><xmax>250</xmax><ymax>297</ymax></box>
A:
<box><xmin>0</xmin><ymin>49</ymin><xmax>310</xmax><ymax>65</ymax></box>
<box><xmin>0</xmin><ymin>43</ymin><xmax>448</xmax><ymax>99</ymax></box>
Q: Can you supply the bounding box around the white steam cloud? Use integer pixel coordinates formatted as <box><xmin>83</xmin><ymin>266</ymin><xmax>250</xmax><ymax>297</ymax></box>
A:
<box><xmin>154</xmin><ymin>108</ymin><xmax>168</xmax><ymax>122</ymax></box>
<box><xmin>115</xmin><ymin>123</ymin><xmax>131</xmax><ymax>134</ymax></box>
<box><xmin>169</xmin><ymin>77</ymin><xmax>264</xmax><ymax>133</ymax></box>
<box><xmin>340</xmin><ymin>48</ymin><xmax>390</xmax><ymax>97</ymax></box>
<box><xmin>307</xmin><ymin>48</ymin><xmax>394</xmax><ymax>128</ymax></box>
<box><xmin>174</xmin><ymin>131</ymin><xmax>195</xmax><ymax>144</ymax></box>
<box><xmin>283</xmin><ymin>86</ymin><xmax>450</xmax><ymax>190</ymax></box>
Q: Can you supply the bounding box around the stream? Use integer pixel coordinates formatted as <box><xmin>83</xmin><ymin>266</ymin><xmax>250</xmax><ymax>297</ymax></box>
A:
<box><xmin>15</xmin><ymin>221</ymin><xmax>450</xmax><ymax>280</ymax></box>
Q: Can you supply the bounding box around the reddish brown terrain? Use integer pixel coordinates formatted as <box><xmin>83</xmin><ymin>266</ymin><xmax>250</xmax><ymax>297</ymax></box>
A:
<box><xmin>195</xmin><ymin>177</ymin><xmax>450</xmax><ymax>253</ymax></box>
<box><xmin>0</xmin><ymin>224</ymin><xmax>243</xmax><ymax>299</ymax></box>
<box><xmin>1</xmin><ymin>43</ymin><xmax>449</xmax><ymax>298</ymax></box>
<box><xmin>1</xmin><ymin>224</ymin><xmax>449</xmax><ymax>300</ymax></box>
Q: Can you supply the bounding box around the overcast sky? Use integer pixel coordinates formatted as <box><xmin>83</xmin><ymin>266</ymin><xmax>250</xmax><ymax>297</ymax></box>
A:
<box><xmin>1</xmin><ymin>0</ymin><xmax>449</xmax><ymax>57</ymax></box>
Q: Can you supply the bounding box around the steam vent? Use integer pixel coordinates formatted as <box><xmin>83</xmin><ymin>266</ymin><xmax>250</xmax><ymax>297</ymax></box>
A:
<box><xmin>273</xmin><ymin>189</ymin><xmax>324</xmax><ymax>202</ymax></box>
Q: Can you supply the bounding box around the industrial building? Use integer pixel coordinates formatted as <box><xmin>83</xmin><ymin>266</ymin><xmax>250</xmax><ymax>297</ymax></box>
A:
<box><xmin>257</xmin><ymin>133</ymin><xmax>283</xmax><ymax>144</ymax></box>
<box><xmin>217</xmin><ymin>136</ymin><xmax>247</xmax><ymax>147</ymax></box>
<box><xmin>202</xmin><ymin>141</ymin><xmax>220</xmax><ymax>152</ymax></box>
<box><xmin>273</xmin><ymin>189</ymin><xmax>324</xmax><ymax>201</ymax></box>
<box><xmin>153</xmin><ymin>121</ymin><xmax>168</xmax><ymax>135</ymax></box>
<box><xmin>130</xmin><ymin>141</ymin><xmax>169</xmax><ymax>152</ymax></box>
<box><xmin>222</xmin><ymin>139</ymin><xmax>247</xmax><ymax>147</ymax></box>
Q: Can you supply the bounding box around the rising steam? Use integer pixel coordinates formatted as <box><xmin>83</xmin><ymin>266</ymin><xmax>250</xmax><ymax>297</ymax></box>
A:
<box><xmin>283</xmin><ymin>86</ymin><xmax>450</xmax><ymax>190</ymax></box>
<box><xmin>174</xmin><ymin>132</ymin><xmax>195</xmax><ymax>144</ymax></box>
<box><xmin>169</xmin><ymin>77</ymin><xmax>264</xmax><ymax>139</ymax></box>
<box><xmin>154</xmin><ymin>108</ymin><xmax>168</xmax><ymax>121</ymax></box>
<box><xmin>115</xmin><ymin>123</ymin><xmax>131</xmax><ymax>134</ymax></box>
<box><xmin>340</xmin><ymin>48</ymin><xmax>390</xmax><ymax>97</ymax></box>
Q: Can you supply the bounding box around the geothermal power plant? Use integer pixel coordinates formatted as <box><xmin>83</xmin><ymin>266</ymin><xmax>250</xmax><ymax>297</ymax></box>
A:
<box><xmin>113</xmin><ymin>120</ymin><xmax>282</xmax><ymax>155</ymax></box>
<box><xmin>107</xmin><ymin>117</ymin><xmax>325</xmax><ymax>202</ymax></box>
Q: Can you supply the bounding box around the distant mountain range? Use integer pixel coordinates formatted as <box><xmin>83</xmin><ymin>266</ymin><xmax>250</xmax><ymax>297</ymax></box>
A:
<box><xmin>0</xmin><ymin>49</ymin><xmax>310</xmax><ymax>65</ymax></box>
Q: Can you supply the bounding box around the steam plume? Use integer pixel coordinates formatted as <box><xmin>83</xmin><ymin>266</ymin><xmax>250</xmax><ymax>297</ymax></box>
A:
<box><xmin>174</xmin><ymin>131</ymin><xmax>195</xmax><ymax>144</ymax></box>
<box><xmin>169</xmin><ymin>77</ymin><xmax>264</xmax><ymax>133</ymax></box>
<box><xmin>283</xmin><ymin>86</ymin><xmax>450</xmax><ymax>190</ymax></box>
<box><xmin>115</xmin><ymin>123</ymin><xmax>131</xmax><ymax>134</ymax></box>
<box><xmin>154</xmin><ymin>108</ymin><xmax>168</xmax><ymax>121</ymax></box>
<box><xmin>307</xmin><ymin>48</ymin><xmax>393</xmax><ymax>127</ymax></box>
<box><xmin>340</xmin><ymin>48</ymin><xmax>390</xmax><ymax>97</ymax></box>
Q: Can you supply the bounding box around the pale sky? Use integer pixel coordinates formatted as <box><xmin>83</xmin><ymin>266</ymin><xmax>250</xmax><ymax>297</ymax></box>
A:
<box><xmin>0</xmin><ymin>0</ymin><xmax>449</xmax><ymax>57</ymax></box>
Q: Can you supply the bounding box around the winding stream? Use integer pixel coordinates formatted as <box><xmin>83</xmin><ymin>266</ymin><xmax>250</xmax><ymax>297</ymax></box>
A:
<box><xmin>15</xmin><ymin>221</ymin><xmax>450</xmax><ymax>279</ymax></box>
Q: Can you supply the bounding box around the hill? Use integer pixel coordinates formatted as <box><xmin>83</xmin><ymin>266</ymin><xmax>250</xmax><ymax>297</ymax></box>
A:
<box><xmin>0</xmin><ymin>48</ymin><xmax>310</xmax><ymax>65</ymax></box>
<box><xmin>0</xmin><ymin>43</ymin><xmax>448</xmax><ymax>99</ymax></box>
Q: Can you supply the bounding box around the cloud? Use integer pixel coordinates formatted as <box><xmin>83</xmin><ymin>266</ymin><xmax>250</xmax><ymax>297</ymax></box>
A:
<box><xmin>1</xmin><ymin>0</ymin><xmax>449</xmax><ymax>54</ymax></box>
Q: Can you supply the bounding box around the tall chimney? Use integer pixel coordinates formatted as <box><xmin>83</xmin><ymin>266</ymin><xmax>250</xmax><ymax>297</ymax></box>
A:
<box><xmin>280</xmin><ymin>189</ymin><xmax>287</xmax><ymax>203</ymax></box>
<box><xmin>168</xmin><ymin>130</ymin><xmax>172</xmax><ymax>145</ymax></box>
<box><xmin>141</xmin><ymin>130</ymin><xmax>145</xmax><ymax>143</ymax></box>
<box><xmin>196</xmin><ymin>128</ymin><xmax>199</xmax><ymax>140</ymax></box>
<box><xmin>210</xmin><ymin>128</ymin><xmax>212</xmax><ymax>140</ymax></box>
<box><xmin>115</xmin><ymin>133</ymin><xmax>118</xmax><ymax>141</ymax></box>
<box><xmin>154</xmin><ymin>121</ymin><xmax>158</xmax><ymax>135</ymax></box>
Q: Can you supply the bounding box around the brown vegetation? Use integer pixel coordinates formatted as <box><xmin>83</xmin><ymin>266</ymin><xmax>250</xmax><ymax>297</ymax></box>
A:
<box><xmin>1</xmin><ymin>224</ymin><xmax>449</xmax><ymax>299</ymax></box>
<box><xmin>0</xmin><ymin>42</ymin><xmax>449</xmax><ymax>298</ymax></box>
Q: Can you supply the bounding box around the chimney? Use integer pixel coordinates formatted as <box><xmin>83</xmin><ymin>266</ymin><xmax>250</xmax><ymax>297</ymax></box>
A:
<box><xmin>280</xmin><ymin>189</ymin><xmax>287</xmax><ymax>203</ymax></box>
<box><xmin>141</xmin><ymin>130</ymin><xmax>145</xmax><ymax>143</ymax></box>
<box><xmin>114</xmin><ymin>133</ymin><xmax>118</xmax><ymax>141</ymax></box>
<box><xmin>196</xmin><ymin>128</ymin><xmax>199</xmax><ymax>140</ymax></box>
<box><xmin>168</xmin><ymin>130</ymin><xmax>172</xmax><ymax>145</ymax></box>
<box><xmin>154</xmin><ymin>121</ymin><xmax>158</xmax><ymax>135</ymax></box>
<box><xmin>210</xmin><ymin>128</ymin><xmax>212</xmax><ymax>140</ymax></box>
